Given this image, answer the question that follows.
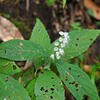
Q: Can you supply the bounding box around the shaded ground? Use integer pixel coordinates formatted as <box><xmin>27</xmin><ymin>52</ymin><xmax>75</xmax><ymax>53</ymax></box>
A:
<box><xmin>0</xmin><ymin>0</ymin><xmax>99</xmax><ymax>38</ymax></box>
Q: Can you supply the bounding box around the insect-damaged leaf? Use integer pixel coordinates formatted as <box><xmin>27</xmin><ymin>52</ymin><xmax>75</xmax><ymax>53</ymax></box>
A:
<box><xmin>56</xmin><ymin>61</ymin><xmax>99</xmax><ymax>100</ymax></box>
<box><xmin>35</xmin><ymin>70</ymin><xmax>65</xmax><ymax>100</ymax></box>
<box><xmin>0</xmin><ymin>58</ymin><xmax>21</xmax><ymax>75</ymax></box>
<box><xmin>64</xmin><ymin>29</ymin><xmax>100</xmax><ymax>60</ymax></box>
<box><xmin>0</xmin><ymin>39</ymin><xmax>46</xmax><ymax>61</ymax></box>
<box><xmin>0</xmin><ymin>74</ymin><xmax>31</xmax><ymax>100</ymax></box>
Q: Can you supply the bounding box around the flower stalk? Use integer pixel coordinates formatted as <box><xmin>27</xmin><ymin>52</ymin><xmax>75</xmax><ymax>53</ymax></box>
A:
<box><xmin>50</xmin><ymin>31</ymin><xmax>70</xmax><ymax>60</ymax></box>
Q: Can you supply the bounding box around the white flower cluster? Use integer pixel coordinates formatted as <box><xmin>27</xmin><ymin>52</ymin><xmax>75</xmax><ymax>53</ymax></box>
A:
<box><xmin>50</xmin><ymin>31</ymin><xmax>70</xmax><ymax>60</ymax></box>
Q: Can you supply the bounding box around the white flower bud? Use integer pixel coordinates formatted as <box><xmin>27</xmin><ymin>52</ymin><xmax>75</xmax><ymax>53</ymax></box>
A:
<box><xmin>56</xmin><ymin>51</ymin><xmax>62</xmax><ymax>59</ymax></box>
<box><xmin>64</xmin><ymin>32</ymin><xmax>69</xmax><ymax>37</ymax></box>
<box><xmin>56</xmin><ymin>53</ymin><xmax>60</xmax><ymax>59</ymax></box>
<box><xmin>61</xmin><ymin>43</ymin><xmax>66</xmax><ymax>48</ymax></box>
<box><xmin>56</xmin><ymin>55</ymin><xmax>60</xmax><ymax>59</ymax></box>
<box><xmin>56</xmin><ymin>51</ymin><xmax>60</xmax><ymax>55</ymax></box>
<box><xmin>63</xmin><ymin>38</ymin><xmax>68</xmax><ymax>44</ymax></box>
<box><xmin>50</xmin><ymin>54</ymin><xmax>54</xmax><ymax>59</ymax></box>
<box><xmin>54</xmin><ymin>47</ymin><xmax>58</xmax><ymax>51</ymax></box>
<box><xmin>59</xmin><ymin>48</ymin><xmax>64</xmax><ymax>55</ymax></box>
<box><xmin>59</xmin><ymin>31</ymin><xmax>64</xmax><ymax>36</ymax></box>
<box><xmin>59</xmin><ymin>37</ymin><xmax>63</xmax><ymax>42</ymax></box>
<box><xmin>54</xmin><ymin>42</ymin><xmax>59</xmax><ymax>46</ymax></box>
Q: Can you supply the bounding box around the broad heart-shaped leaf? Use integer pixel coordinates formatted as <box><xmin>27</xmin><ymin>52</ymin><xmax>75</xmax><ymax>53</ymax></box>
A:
<box><xmin>0</xmin><ymin>74</ymin><xmax>31</xmax><ymax>100</ymax></box>
<box><xmin>30</xmin><ymin>18</ymin><xmax>51</xmax><ymax>55</ymax></box>
<box><xmin>0</xmin><ymin>39</ymin><xmax>46</xmax><ymax>61</ymax></box>
<box><xmin>0</xmin><ymin>58</ymin><xmax>21</xmax><ymax>75</ymax></box>
<box><xmin>64</xmin><ymin>29</ymin><xmax>100</xmax><ymax>60</ymax></box>
<box><xmin>35</xmin><ymin>70</ymin><xmax>65</xmax><ymax>100</ymax></box>
<box><xmin>56</xmin><ymin>61</ymin><xmax>99</xmax><ymax>100</ymax></box>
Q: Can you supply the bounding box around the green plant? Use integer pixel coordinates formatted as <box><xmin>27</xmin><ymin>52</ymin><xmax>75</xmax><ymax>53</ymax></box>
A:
<box><xmin>45</xmin><ymin>0</ymin><xmax>67</xmax><ymax>7</ymax></box>
<box><xmin>63</xmin><ymin>0</ymin><xmax>67</xmax><ymax>8</ymax></box>
<box><xmin>45</xmin><ymin>0</ymin><xmax>56</xmax><ymax>6</ymax></box>
<box><xmin>70</xmin><ymin>22</ymin><xmax>82</xmax><ymax>30</ymax></box>
<box><xmin>0</xmin><ymin>18</ymin><xmax>100</xmax><ymax>100</ymax></box>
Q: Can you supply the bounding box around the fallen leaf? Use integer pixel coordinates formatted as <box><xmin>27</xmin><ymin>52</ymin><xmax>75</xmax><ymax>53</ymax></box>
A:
<box><xmin>0</xmin><ymin>16</ymin><xmax>24</xmax><ymax>42</ymax></box>
<box><xmin>0</xmin><ymin>0</ymin><xmax>4</xmax><ymax>3</ymax></box>
<box><xmin>83</xmin><ymin>0</ymin><xmax>100</xmax><ymax>20</ymax></box>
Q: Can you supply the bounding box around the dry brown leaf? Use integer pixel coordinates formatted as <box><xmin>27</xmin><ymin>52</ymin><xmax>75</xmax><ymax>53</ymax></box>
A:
<box><xmin>83</xmin><ymin>0</ymin><xmax>100</xmax><ymax>20</ymax></box>
<box><xmin>0</xmin><ymin>16</ymin><xmax>24</xmax><ymax>42</ymax></box>
<box><xmin>0</xmin><ymin>0</ymin><xmax>4</xmax><ymax>3</ymax></box>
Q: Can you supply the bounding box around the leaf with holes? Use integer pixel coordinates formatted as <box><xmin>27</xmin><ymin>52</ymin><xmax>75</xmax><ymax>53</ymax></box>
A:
<box><xmin>0</xmin><ymin>74</ymin><xmax>31</xmax><ymax>100</ymax></box>
<box><xmin>0</xmin><ymin>58</ymin><xmax>21</xmax><ymax>75</ymax></box>
<box><xmin>0</xmin><ymin>39</ymin><xmax>46</xmax><ymax>61</ymax></box>
<box><xmin>35</xmin><ymin>70</ymin><xmax>65</xmax><ymax>100</ymax></box>
<box><xmin>64</xmin><ymin>29</ymin><xmax>100</xmax><ymax>60</ymax></box>
<box><xmin>56</xmin><ymin>61</ymin><xmax>99</xmax><ymax>100</ymax></box>
<box><xmin>30</xmin><ymin>18</ymin><xmax>51</xmax><ymax>56</ymax></box>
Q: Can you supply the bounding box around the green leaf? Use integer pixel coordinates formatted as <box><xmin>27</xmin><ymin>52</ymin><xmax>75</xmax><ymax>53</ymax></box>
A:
<box><xmin>35</xmin><ymin>70</ymin><xmax>65</xmax><ymax>100</ymax></box>
<box><xmin>0</xmin><ymin>74</ymin><xmax>31</xmax><ymax>100</ymax></box>
<box><xmin>56</xmin><ymin>61</ymin><xmax>99</xmax><ymax>100</ymax></box>
<box><xmin>33</xmin><ymin>57</ymin><xmax>46</xmax><ymax>69</ymax></box>
<box><xmin>0</xmin><ymin>39</ymin><xmax>46</xmax><ymax>61</ymax></box>
<box><xmin>63</xmin><ymin>0</ymin><xmax>67</xmax><ymax>8</ymax></box>
<box><xmin>30</xmin><ymin>18</ymin><xmax>51</xmax><ymax>54</ymax></box>
<box><xmin>26</xmin><ymin>78</ymin><xmax>36</xmax><ymax>100</ymax></box>
<box><xmin>30</xmin><ymin>18</ymin><xmax>51</xmax><ymax>68</ymax></box>
<box><xmin>70</xmin><ymin>22</ymin><xmax>82</xmax><ymax>30</ymax></box>
<box><xmin>87</xmin><ymin>9</ymin><xmax>94</xmax><ymax>17</ymax></box>
<box><xmin>64</xmin><ymin>29</ymin><xmax>100</xmax><ymax>60</ymax></box>
<box><xmin>21</xmin><ymin>67</ymin><xmax>34</xmax><ymax>87</ymax></box>
<box><xmin>46</xmin><ymin>0</ymin><xmax>56</xmax><ymax>6</ymax></box>
<box><xmin>0</xmin><ymin>58</ymin><xmax>21</xmax><ymax>75</ymax></box>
